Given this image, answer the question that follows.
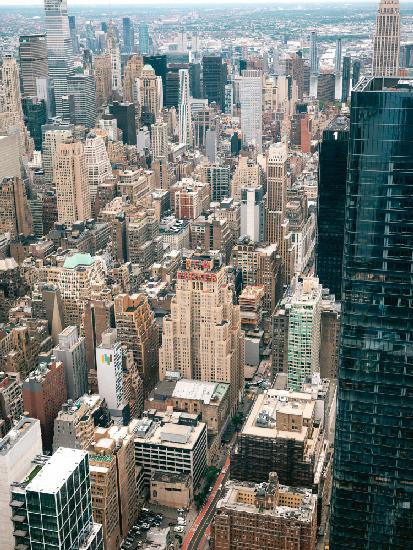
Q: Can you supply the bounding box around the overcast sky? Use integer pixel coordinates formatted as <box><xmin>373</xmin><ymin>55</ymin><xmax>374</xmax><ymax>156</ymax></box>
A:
<box><xmin>0</xmin><ymin>0</ymin><xmax>383</xmax><ymax>6</ymax></box>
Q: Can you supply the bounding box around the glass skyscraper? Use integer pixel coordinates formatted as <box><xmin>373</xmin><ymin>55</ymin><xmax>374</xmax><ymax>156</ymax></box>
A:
<box><xmin>317</xmin><ymin>115</ymin><xmax>349</xmax><ymax>298</ymax></box>
<box><xmin>330</xmin><ymin>77</ymin><xmax>413</xmax><ymax>548</ymax></box>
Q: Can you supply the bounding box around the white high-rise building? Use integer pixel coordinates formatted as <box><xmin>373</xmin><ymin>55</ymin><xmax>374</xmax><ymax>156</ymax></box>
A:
<box><xmin>53</xmin><ymin>326</ymin><xmax>88</xmax><ymax>401</ymax></box>
<box><xmin>0</xmin><ymin>418</ymin><xmax>42</xmax><ymax>549</ymax></box>
<box><xmin>287</xmin><ymin>277</ymin><xmax>322</xmax><ymax>391</ymax></box>
<box><xmin>178</xmin><ymin>69</ymin><xmax>192</xmax><ymax>146</ymax></box>
<box><xmin>96</xmin><ymin>328</ymin><xmax>125</xmax><ymax>414</ymax></box>
<box><xmin>372</xmin><ymin>0</ymin><xmax>400</xmax><ymax>76</ymax></box>
<box><xmin>239</xmin><ymin>69</ymin><xmax>262</xmax><ymax>153</ymax></box>
<box><xmin>54</xmin><ymin>138</ymin><xmax>91</xmax><ymax>225</ymax></box>
<box><xmin>335</xmin><ymin>38</ymin><xmax>342</xmax><ymax>74</ymax></box>
<box><xmin>44</xmin><ymin>0</ymin><xmax>73</xmax><ymax>117</ymax></box>
<box><xmin>240</xmin><ymin>185</ymin><xmax>264</xmax><ymax>243</ymax></box>
<box><xmin>84</xmin><ymin>132</ymin><xmax>113</xmax><ymax>204</ymax></box>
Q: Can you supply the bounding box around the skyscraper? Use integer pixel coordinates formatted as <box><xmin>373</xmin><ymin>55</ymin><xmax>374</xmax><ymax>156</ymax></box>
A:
<box><xmin>106</xmin><ymin>21</ymin><xmax>122</xmax><ymax>94</ymax></box>
<box><xmin>240</xmin><ymin>69</ymin><xmax>263</xmax><ymax>153</ymax></box>
<box><xmin>84</xmin><ymin>132</ymin><xmax>113</xmax><ymax>209</ymax></box>
<box><xmin>372</xmin><ymin>0</ymin><xmax>400</xmax><ymax>76</ymax></box>
<box><xmin>44</xmin><ymin>0</ymin><xmax>73</xmax><ymax>117</ymax></box>
<box><xmin>139</xmin><ymin>22</ymin><xmax>150</xmax><ymax>55</ymax></box>
<box><xmin>310</xmin><ymin>31</ymin><xmax>318</xmax><ymax>74</ymax></box>
<box><xmin>53</xmin><ymin>326</ymin><xmax>88</xmax><ymax>401</ymax></box>
<box><xmin>54</xmin><ymin>138</ymin><xmax>92</xmax><ymax>225</ymax></box>
<box><xmin>159</xmin><ymin>253</ymin><xmax>244</xmax><ymax>412</ymax></box>
<box><xmin>178</xmin><ymin>68</ymin><xmax>192</xmax><ymax>146</ymax></box>
<box><xmin>122</xmin><ymin>17</ymin><xmax>135</xmax><ymax>53</ymax></box>
<box><xmin>352</xmin><ymin>59</ymin><xmax>361</xmax><ymax>87</ymax></box>
<box><xmin>317</xmin><ymin>115</ymin><xmax>349</xmax><ymax>298</ymax></box>
<box><xmin>330</xmin><ymin>77</ymin><xmax>413</xmax><ymax>549</ymax></box>
<box><xmin>341</xmin><ymin>55</ymin><xmax>351</xmax><ymax>103</ymax></box>
<box><xmin>18</xmin><ymin>34</ymin><xmax>48</xmax><ymax>98</ymax></box>
<box><xmin>335</xmin><ymin>37</ymin><xmax>342</xmax><ymax>74</ymax></box>
<box><xmin>67</xmin><ymin>72</ymin><xmax>97</xmax><ymax>128</ymax></box>
<box><xmin>96</xmin><ymin>328</ymin><xmax>126</xmax><ymax>415</ymax></box>
<box><xmin>203</xmin><ymin>55</ymin><xmax>227</xmax><ymax>109</ymax></box>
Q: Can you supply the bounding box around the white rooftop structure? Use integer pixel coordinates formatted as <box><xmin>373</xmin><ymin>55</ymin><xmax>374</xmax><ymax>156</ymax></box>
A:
<box><xmin>27</xmin><ymin>447</ymin><xmax>87</xmax><ymax>494</ymax></box>
<box><xmin>172</xmin><ymin>379</ymin><xmax>217</xmax><ymax>404</ymax></box>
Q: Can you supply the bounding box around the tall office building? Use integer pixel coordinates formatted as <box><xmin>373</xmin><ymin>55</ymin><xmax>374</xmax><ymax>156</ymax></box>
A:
<box><xmin>123</xmin><ymin>54</ymin><xmax>143</xmax><ymax>103</ymax></box>
<box><xmin>159</xmin><ymin>253</ymin><xmax>244</xmax><ymax>411</ymax></box>
<box><xmin>352</xmin><ymin>59</ymin><xmax>361</xmax><ymax>87</ymax></box>
<box><xmin>53</xmin><ymin>326</ymin><xmax>88</xmax><ymax>401</ymax></box>
<box><xmin>203</xmin><ymin>55</ymin><xmax>227</xmax><ymax>109</ymax></box>
<box><xmin>109</xmin><ymin>101</ymin><xmax>137</xmax><ymax>145</ymax></box>
<box><xmin>84</xmin><ymin>132</ymin><xmax>113</xmax><ymax>208</ymax></box>
<box><xmin>239</xmin><ymin>69</ymin><xmax>263</xmax><ymax>153</ymax></box>
<box><xmin>68</xmin><ymin>14</ymin><xmax>79</xmax><ymax>53</ymax></box>
<box><xmin>0</xmin><ymin>418</ymin><xmax>42</xmax><ymax>549</ymax></box>
<box><xmin>206</xmin><ymin>163</ymin><xmax>231</xmax><ymax>202</ymax></box>
<box><xmin>18</xmin><ymin>34</ymin><xmax>48</xmax><ymax>98</ymax></box>
<box><xmin>122</xmin><ymin>17</ymin><xmax>135</xmax><ymax>53</ymax></box>
<box><xmin>22</xmin><ymin>97</ymin><xmax>47</xmax><ymax>150</ymax></box>
<box><xmin>137</xmin><ymin>64</ymin><xmax>163</xmax><ymax>117</ymax></box>
<box><xmin>341</xmin><ymin>55</ymin><xmax>351</xmax><ymax>103</ymax></box>
<box><xmin>106</xmin><ymin>21</ymin><xmax>122</xmax><ymax>94</ymax></box>
<box><xmin>151</xmin><ymin>120</ymin><xmax>168</xmax><ymax>158</ymax></box>
<box><xmin>372</xmin><ymin>0</ymin><xmax>400</xmax><ymax>76</ymax></box>
<box><xmin>335</xmin><ymin>37</ymin><xmax>342</xmax><ymax>74</ymax></box>
<box><xmin>0</xmin><ymin>176</ymin><xmax>33</xmax><ymax>238</ymax></box>
<box><xmin>139</xmin><ymin>22</ymin><xmax>150</xmax><ymax>55</ymax></box>
<box><xmin>265</xmin><ymin>142</ymin><xmax>294</xmax><ymax>287</ymax></box>
<box><xmin>178</xmin><ymin>68</ymin><xmax>192</xmax><ymax>146</ymax></box>
<box><xmin>114</xmin><ymin>293</ymin><xmax>159</xmax><ymax>393</ymax></box>
<box><xmin>11</xmin><ymin>448</ymin><xmax>104</xmax><ymax>549</ymax></box>
<box><xmin>44</xmin><ymin>0</ymin><xmax>73</xmax><ymax>117</ymax></box>
<box><xmin>240</xmin><ymin>185</ymin><xmax>265</xmax><ymax>243</ymax></box>
<box><xmin>0</xmin><ymin>56</ymin><xmax>27</xmax><ymax>143</ymax></box>
<box><xmin>67</xmin><ymin>72</ymin><xmax>97</xmax><ymax>128</ymax></box>
<box><xmin>330</xmin><ymin>77</ymin><xmax>413</xmax><ymax>549</ymax></box>
<box><xmin>54</xmin><ymin>138</ymin><xmax>91</xmax><ymax>225</ymax></box>
<box><xmin>42</xmin><ymin>124</ymin><xmax>73</xmax><ymax>183</ymax></box>
<box><xmin>310</xmin><ymin>31</ymin><xmax>318</xmax><ymax>74</ymax></box>
<box><xmin>317</xmin><ymin>115</ymin><xmax>349</xmax><ymax>298</ymax></box>
<box><xmin>94</xmin><ymin>54</ymin><xmax>112</xmax><ymax>108</ymax></box>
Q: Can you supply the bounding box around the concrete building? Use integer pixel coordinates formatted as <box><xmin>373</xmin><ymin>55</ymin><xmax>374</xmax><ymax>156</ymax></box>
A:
<box><xmin>42</xmin><ymin>124</ymin><xmax>73</xmax><ymax>184</ymax></box>
<box><xmin>159</xmin><ymin>253</ymin><xmax>244</xmax><ymax>412</ymax></box>
<box><xmin>232</xmin><ymin>239</ymin><xmax>282</xmax><ymax>315</ymax></box>
<box><xmin>53</xmin><ymin>325</ymin><xmax>88</xmax><ymax>400</ymax></box>
<box><xmin>146</xmin><ymin>378</ymin><xmax>230</xmax><ymax>439</ymax></box>
<box><xmin>94</xmin><ymin>54</ymin><xmax>112</xmax><ymax>108</ymax></box>
<box><xmin>123</xmin><ymin>54</ymin><xmax>144</xmax><ymax>103</ymax></box>
<box><xmin>114</xmin><ymin>293</ymin><xmax>159</xmax><ymax>392</ymax></box>
<box><xmin>319</xmin><ymin>296</ymin><xmax>341</xmax><ymax>380</ymax></box>
<box><xmin>265</xmin><ymin>142</ymin><xmax>294</xmax><ymax>287</ymax></box>
<box><xmin>22</xmin><ymin>361</ymin><xmax>67</xmax><ymax>451</ymax></box>
<box><xmin>107</xmin><ymin>21</ymin><xmax>122</xmax><ymax>93</ymax></box>
<box><xmin>54</xmin><ymin>138</ymin><xmax>91</xmax><ymax>225</ymax></box>
<box><xmin>240</xmin><ymin>69</ymin><xmax>263</xmax><ymax>152</ymax></box>
<box><xmin>0</xmin><ymin>134</ymin><xmax>21</xmax><ymax>181</ymax></box>
<box><xmin>67</xmin><ymin>72</ymin><xmax>97</xmax><ymax>129</ymax></box>
<box><xmin>205</xmin><ymin>163</ymin><xmax>231</xmax><ymax>202</ymax></box>
<box><xmin>132</xmin><ymin>412</ymin><xmax>208</xmax><ymax>492</ymax></box>
<box><xmin>240</xmin><ymin>185</ymin><xmax>265</xmax><ymax>242</ymax></box>
<box><xmin>96</xmin><ymin>329</ymin><xmax>126</xmax><ymax>415</ymax></box>
<box><xmin>53</xmin><ymin>394</ymin><xmax>110</xmax><ymax>451</ymax></box>
<box><xmin>231</xmin><ymin>156</ymin><xmax>263</xmax><ymax>202</ymax></box>
<box><xmin>211</xmin><ymin>474</ymin><xmax>317</xmax><ymax>550</ymax></box>
<box><xmin>44</xmin><ymin>252</ymin><xmax>106</xmax><ymax>326</ymax></box>
<box><xmin>84</xmin><ymin>132</ymin><xmax>113</xmax><ymax>209</ymax></box>
<box><xmin>10</xmin><ymin>447</ymin><xmax>103</xmax><ymax>549</ymax></box>
<box><xmin>0</xmin><ymin>176</ymin><xmax>33</xmax><ymax>238</ymax></box>
<box><xmin>231</xmin><ymin>388</ymin><xmax>326</xmax><ymax>491</ymax></box>
<box><xmin>150</xmin><ymin>471</ymin><xmax>192</xmax><ymax>509</ymax></box>
<box><xmin>91</xmin><ymin>425</ymin><xmax>138</xmax><ymax>545</ymax></box>
<box><xmin>171</xmin><ymin>177</ymin><xmax>210</xmax><ymax>220</ymax></box>
<box><xmin>0</xmin><ymin>418</ymin><xmax>42</xmax><ymax>549</ymax></box>
<box><xmin>178</xmin><ymin>68</ymin><xmax>192</xmax><ymax>146</ymax></box>
<box><xmin>18</xmin><ymin>34</ymin><xmax>48</xmax><ymax>98</ymax></box>
<box><xmin>137</xmin><ymin>65</ymin><xmax>163</xmax><ymax>117</ymax></box>
<box><xmin>0</xmin><ymin>372</ymin><xmax>23</xmax><ymax>435</ymax></box>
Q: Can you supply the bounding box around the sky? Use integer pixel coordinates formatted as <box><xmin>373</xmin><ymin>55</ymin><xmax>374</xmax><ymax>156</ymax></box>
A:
<box><xmin>0</xmin><ymin>0</ymin><xmax>384</xmax><ymax>5</ymax></box>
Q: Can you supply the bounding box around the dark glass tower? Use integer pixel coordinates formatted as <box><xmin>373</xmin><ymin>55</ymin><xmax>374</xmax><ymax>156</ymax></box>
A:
<box><xmin>341</xmin><ymin>55</ymin><xmax>351</xmax><ymax>102</ymax></box>
<box><xmin>330</xmin><ymin>77</ymin><xmax>413</xmax><ymax>548</ymax></box>
<box><xmin>109</xmin><ymin>101</ymin><xmax>136</xmax><ymax>145</ymax></box>
<box><xmin>316</xmin><ymin>115</ymin><xmax>349</xmax><ymax>297</ymax></box>
<box><xmin>122</xmin><ymin>17</ymin><xmax>135</xmax><ymax>53</ymax></box>
<box><xmin>202</xmin><ymin>55</ymin><xmax>227</xmax><ymax>109</ymax></box>
<box><xmin>352</xmin><ymin>59</ymin><xmax>361</xmax><ymax>87</ymax></box>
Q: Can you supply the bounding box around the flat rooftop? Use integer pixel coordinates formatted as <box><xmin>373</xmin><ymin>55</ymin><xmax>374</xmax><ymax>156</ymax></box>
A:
<box><xmin>133</xmin><ymin>418</ymin><xmax>205</xmax><ymax>450</ymax></box>
<box><xmin>240</xmin><ymin>390</ymin><xmax>315</xmax><ymax>442</ymax></box>
<box><xmin>27</xmin><ymin>448</ymin><xmax>87</xmax><ymax>494</ymax></box>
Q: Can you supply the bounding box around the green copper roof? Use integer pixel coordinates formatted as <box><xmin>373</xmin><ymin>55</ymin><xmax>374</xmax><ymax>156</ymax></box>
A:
<box><xmin>63</xmin><ymin>253</ymin><xmax>94</xmax><ymax>269</ymax></box>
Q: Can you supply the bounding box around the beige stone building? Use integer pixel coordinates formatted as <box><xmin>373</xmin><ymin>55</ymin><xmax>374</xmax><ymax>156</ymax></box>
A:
<box><xmin>231</xmin><ymin>155</ymin><xmax>262</xmax><ymax>201</ymax></box>
<box><xmin>150</xmin><ymin>471</ymin><xmax>192</xmax><ymax>509</ymax></box>
<box><xmin>123</xmin><ymin>54</ymin><xmax>144</xmax><ymax>104</ymax></box>
<box><xmin>94</xmin><ymin>54</ymin><xmax>112</xmax><ymax>108</ymax></box>
<box><xmin>54</xmin><ymin>138</ymin><xmax>91</xmax><ymax>225</ymax></box>
<box><xmin>114</xmin><ymin>293</ymin><xmax>159</xmax><ymax>393</ymax></box>
<box><xmin>159</xmin><ymin>253</ymin><xmax>244</xmax><ymax>412</ymax></box>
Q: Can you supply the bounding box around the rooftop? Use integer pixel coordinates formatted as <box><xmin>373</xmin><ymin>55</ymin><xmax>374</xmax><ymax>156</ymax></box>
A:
<box><xmin>27</xmin><ymin>447</ymin><xmax>87</xmax><ymax>494</ymax></box>
<box><xmin>0</xmin><ymin>418</ymin><xmax>40</xmax><ymax>455</ymax></box>
<box><xmin>63</xmin><ymin>253</ymin><xmax>94</xmax><ymax>270</ymax></box>
<box><xmin>133</xmin><ymin>417</ymin><xmax>205</xmax><ymax>450</ymax></box>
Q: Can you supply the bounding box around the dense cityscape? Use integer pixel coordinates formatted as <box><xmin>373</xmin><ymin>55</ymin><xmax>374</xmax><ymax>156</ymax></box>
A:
<box><xmin>0</xmin><ymin>0</ymin><xmax>411</xmax><ymax>549</ymax></box>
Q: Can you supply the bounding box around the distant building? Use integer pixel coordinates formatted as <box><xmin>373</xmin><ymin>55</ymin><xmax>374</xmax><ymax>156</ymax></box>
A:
<box><xmin>18</xmin><ymin>34</ymin><xmax>48</xmax><ymax>98</ymax></box>
<box><xmin>372</xmin><ymin>0</ymin><xmax>400</xmax><ymax>76</ymax></box>
<box><xmin>53</xmin><ymin>325</ymin><xmax>88</xmax><ymax>400</ymax></box>
<box><xmin>203</xmin><ymin>55</ymin><xmax>227</xmax><ymax>109</ymax></box>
